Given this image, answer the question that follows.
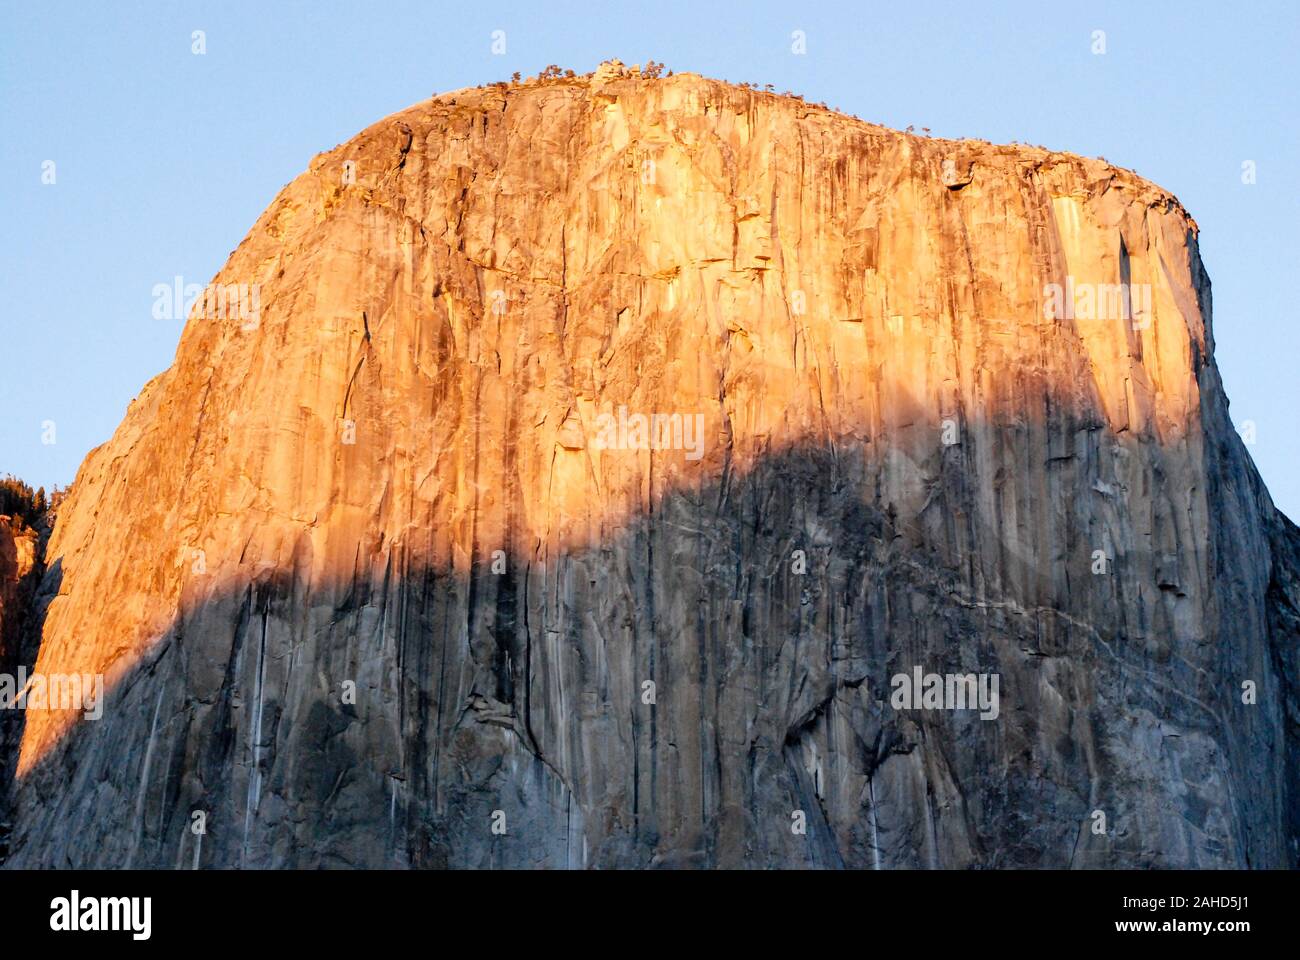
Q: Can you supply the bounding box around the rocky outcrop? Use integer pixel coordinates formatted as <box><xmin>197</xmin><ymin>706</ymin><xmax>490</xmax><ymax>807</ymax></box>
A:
<box><xmin>0</xmin><ymin>517</ymin><xmax>38</xmax><ymax>659</ymax></box>
<box><xmin>3</xmin><ymin>65</ymin><xmax>1297</xmax><ymax>868</ymax></box>
<box><xmin>0</xmin><ymin>513</ymin><xmax>44</xmax><ymax>860</ymax></box>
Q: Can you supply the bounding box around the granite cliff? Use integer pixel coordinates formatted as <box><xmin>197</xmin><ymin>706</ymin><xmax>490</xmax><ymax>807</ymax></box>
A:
<box><xmin>3</xmin><ymin>62</ymin><xmax>1297</xmax><ymax>868</ymax></box>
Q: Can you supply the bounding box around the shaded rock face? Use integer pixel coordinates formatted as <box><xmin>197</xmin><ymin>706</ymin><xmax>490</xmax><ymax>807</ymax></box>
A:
<box><xmin>3</xmin><ymin>70</ymin><xmax>1297</xmax><ymax>868</ymax></box>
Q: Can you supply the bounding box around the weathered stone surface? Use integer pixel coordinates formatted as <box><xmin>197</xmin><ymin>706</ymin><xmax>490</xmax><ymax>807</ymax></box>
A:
<box><xmin>2</xmin><ymin>67</ymin><xmax>1296</xmax><ymax>868</ymax></box>
<box><xmin>0</xmin><ymin>517</ymin><xmax>37</xmax><ymax>662</ymax></box>
<box><xmin>0</xmin><ymin>513</ymin><xmax>43</xmax><ymax>857</ymax></box>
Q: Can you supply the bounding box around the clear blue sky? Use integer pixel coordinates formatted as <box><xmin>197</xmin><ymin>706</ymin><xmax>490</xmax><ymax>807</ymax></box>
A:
<box><xmin>2</xmin><ymin>0</ymin><xmax>1297</xmax><ymax>516</ymax></box>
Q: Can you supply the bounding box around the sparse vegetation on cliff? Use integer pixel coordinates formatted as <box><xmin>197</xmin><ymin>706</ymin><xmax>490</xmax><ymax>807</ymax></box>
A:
<box><xmin>0</xmin><ymin>476</ymin><xmax>46</xmax><ymax>530</ymax></box>
<box><xmin>0</xmin><ymin>476</ymin><xmax>67</xmax><ymax>534</ymax></box>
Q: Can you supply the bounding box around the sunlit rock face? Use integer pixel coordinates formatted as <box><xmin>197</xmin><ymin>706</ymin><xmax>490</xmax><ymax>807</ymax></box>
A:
<box><xmin>3</xmin><ymin>66</ymin><xmax>1297</xmax><ymax>868</ymax></box>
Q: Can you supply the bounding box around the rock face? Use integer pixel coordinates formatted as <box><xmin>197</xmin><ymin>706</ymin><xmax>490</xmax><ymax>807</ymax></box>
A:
<box><xmin>0</xmin><ymin>513</ymin><xmax>42</xmax><ymax>857</ymax></box>
<box><xmin>3</xmin><ymin>66</ymin><xmax>1297</xmax><ymax>868</ymax></box>
<box><xmin>0</xmin><ymin>517</ymin><xmax>38</xmax><ymax>662</ymax></box>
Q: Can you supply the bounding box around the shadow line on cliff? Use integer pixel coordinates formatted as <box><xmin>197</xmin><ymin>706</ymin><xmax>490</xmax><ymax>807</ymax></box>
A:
<box><xmin>8</xmin><ymin>416</ymin><xmax>1289</xmax><ymax>869</ymax></box>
